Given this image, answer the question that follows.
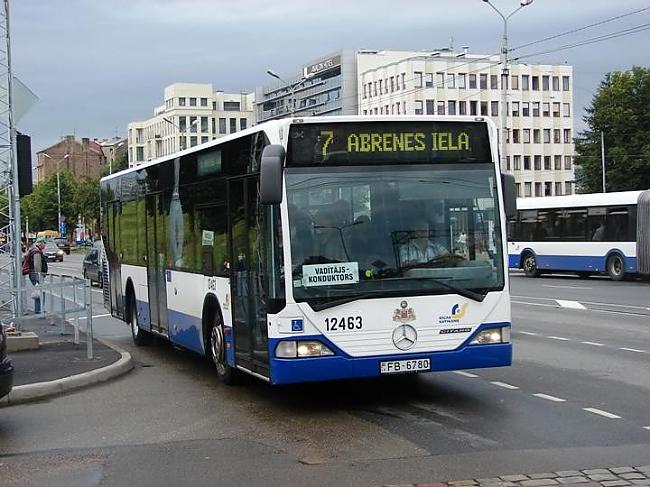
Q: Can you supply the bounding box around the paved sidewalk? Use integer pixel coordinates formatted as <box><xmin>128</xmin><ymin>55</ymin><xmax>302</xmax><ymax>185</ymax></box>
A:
<box><xmin>1</xmin><ymin>315</ymin><xmax>132</xmax><ymax>406</ymax></box>
<box><xmin>392</xmin><ymin>465</ymin><xmax>650</xmax><ymax>487</ymax></box>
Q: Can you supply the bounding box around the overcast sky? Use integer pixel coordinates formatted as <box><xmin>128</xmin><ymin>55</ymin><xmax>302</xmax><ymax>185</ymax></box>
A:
<box><xmin>11</xmin><ymin>0</ymin><xmax>650</xmax><ymax>154</ymax></box>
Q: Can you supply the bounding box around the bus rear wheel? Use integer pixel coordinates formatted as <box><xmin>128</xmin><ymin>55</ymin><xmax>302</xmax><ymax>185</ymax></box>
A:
<box><xmin>208</xmin><ymin>312</ymin><xmax>239</xmax><ymax>385</ymax></box>
<box><xmin>607</xmin><ymin>254</ymin><xmax>625</xmax><ymax>281</ymax></box>
<box><xmin>129</xmin><ymin>293</ymin><xmax>152</xmax><ymax>346</ymax></box>
<box><xmin>522</xmin><ymin>253</ymin><xmax>539</xmax><ymax>278</ymax></box>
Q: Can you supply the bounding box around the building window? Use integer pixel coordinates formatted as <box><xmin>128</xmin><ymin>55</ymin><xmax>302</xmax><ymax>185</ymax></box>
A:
<box><xmin>543</xmin><ymin>129</ymin><xmax>551</xmax><ymax>143</ymax></box>
<box><xmin>564</xmin><ymin>129</ymin><xmax>571</xmax><ymax>143</ymax></box>
<box><xmin>506</xmin><ymin>156</ymin><xmax>511</xmax><ymax>171</ymax></box>
<box><xmin>501</xmin><ymin>74</ymin><xmax>508</xmax><ymax>90</ymax></box>
<box><xmin>229</xmin><ymin>118</ymin><xmax>236</xmax><ymax>133</ymax></box>
<box><xmin>542</xmin><ymin>75</ymin><xmax>550</xmax><ymax>91</ymax></box>
<box><xmin>565</xmin><ymin>156</ymin><xmax>572</xmax><ymax>170</ymax></box>
<box><xmin>200</xmin><ymin>97</ymin><xmax>208</xmax><ymax>107</ymax></box>
<box><xmin>201</xmin><ymin>136</ymin><xmax>209</xmax><ymax>144</ymax></box>
<box><xmin>433</xmin><ymin>72</ymin><xmax>442</xmax><ymax>87</ymax></box>
<box><xmin>544</xmin><ymin>181</ymin><xmax>552</xmax><ymax>196</ymax></box>
<box><xmin>534</xmin><ymin>155</ymin><xmax>542</xmax><ymax>170</ymax></box>
<box><xmin>224</xmin><ymin>101</ymin><xmax>241</xmax><ymax>111</ymax></box>
<box><xmin>562</xmin><ymin>76</ymin><xmax>570</xmax><ymax>91</ymax></box>
<box><xmin>490</xmin><ymin>101</ymin><xmax>498</xmax><ymax>116</ymax></box>
<box><xmin>512</xmin><ymin>101</ymin><xmax>520</xmax><ymax>117</ymax></box>
<box><xmin>390</xmin><ymin>76</ymin><xmax>395</xmax><ymax>92</ymax></box>
<box><xmin>523</xmin><ymin>129</ymin><xmax>531</xmax><ymax>144</ymax></box>
<box><xmin>512</xmin><ymin>129</ymin><xmax>520</xmax><ymax>144</ymax></box>
<box><xmin>544</xmin><ymin>156</ymin><xmax>551</xmax><ymax>170</ymax></box>
<box><xmin>436</xmin><ymin>101</ymin><xmax>445</xmax><ymax>115</ymax></box>
<box><xmin>211</xmin><ymin>117</ymin><xmax>216</xmax><ymax>134</ymax></box>
<box><xmin>414</xmin><ymin>100</ymin><xmax>424</xmax><ymax>115</ymax></box>
<box><xmin>479</xmin><ymin>73</ymin><xmax>488</xmax><ymax>90</ymax></box>
<box><xmin>563</xmin><ymin>103</ymin><xmax>571</xmax><ymax>117</ymax></box>
<box><xmin>535</xmin><ymin>182</ymin><xmax>542</xmax><ymax>196</ymax></box>
<box><xmin>447</xmin><ymin>74</ymin><xmax>455</xmax><ymax>89</ymax></box>
<box><xmin>414</xmin><ymin>72</ymin><xmax>423</xmax><ymax>88</ymax></box>
<box><xmin>362</xmin><ymin>84</ymin><xmax>367</xmax><ymax>99</ymax></box>
<box><xmin>524</xmin><ymin>156</ymin><xmax>531</xmax><ymax>170</ymax></box>
<box><xmin>565</xmin><ymin>182</ymin><xmax>573</xmax><ymax>195</ymax></box>
<box><xmin>554</xmin><ymin>155</ymin><xmax>562</xmax><ymax>170</ymax></box>
<box><xmin>178</xmin><ymin>116</ymin><xmax>187</xmax><ymax>132</ymax></box>
<box><xmin>459</xmin><ymin>100</ymin><xmax>467</xmax><ymax>115</ymax></box>
<box><xmin>200</xmin><ymin>116</ymin><xmax>208</xmax><ymax>132</ymax></box>
<box><xmin>522</xmin><ymin>75</ymin><xmax>530</xmax><ymax>91</ymax></box>
<box><xmin>401</xmin><ymin>73</ymin><xmax>406</xmax><ymax>89</ymax></box>
<box><xmin>218</xmin><ymin>118</ymin><xmax>226</xmax><ymax>134</ymax></box>
<box><xmin>448</xmin><ymin>100</ymin><xmax>457</xmax><ymax>115</ymax></box>
<box><xmin>379</xmin><ymin>79</ymin><xmax>383</xmax><ymax>94</ymax></box>
<box><xmin>552</xmin><ymin>102</ymin><xmax>561</xmax><ymax>117</ymax></box>
<box><xmin>490</xmin><ymin>74</ymin><xmax>498</xmax><ymax>89</ymax></box>
<box><xmin>469</xmin><ymin>74</ymin><xmax>477</xmax><ymax>89</ymax></box>
<box><xmin>511</xmin><ymin>75</ymin><xmax>519</xmax><ymax>90</ymax></box>
<box><xmin>189</xmin><ymin>97</ymin><xmax>197</xmax><ymax>107</ymax></box>
<box><xmin>532</xmin><ymin>76</ymin><xmax>539</xmax><ymax>90</ymax></box>
<box><xmin>514</xmin><ymin>155</ymin><xmax>521</xmax><ymax>170</ymax></box>
<box><xmin>552</xmin><ymin>76</ymin><xmax>560</xmax><ymax>91</ymax></box>
<box><xmin>525</xmin><ymin>182</ymin><xmax>532</xmax><ymax>197</ymax></box>
<box><xmin>516</xmin><ymin>183</ymin><xmax>522</xmax><ymax>197</ymax></box>
<box><xmin>425</xmin><ymin>100</ymin><xmax>434</xmax><ymax>115</ymax></box>
<box><xmin>533</xmin><ymin>129</ymin><xmax>540</xmax><ymax>144</ymax></box>
<box><xmin>554</xmin><ymin>129</ymin><xmax>561</xmax><ymax>143</ymax></box>
<box><xmin>522</xmin><ymin>102</ymin><xmax>530</xmax><ymax>117</ymax></box>
<box><xmin>532</xmin><ymin>102</ymin><xmax>540</xmax><ymax>117</ymax></box>
<box><xmin>136</xmin><ymin>146</ymin><xmax>144</xmax><ymax>160</ymax></box>
<box><xmin>212</xmin><ymin>101</ymin><xmax>217</xmax><ymax>110</ymax></box>
<box><xmin>542</xmin><ymin>102</ymin><xmax>550</xmax><ymax>117</ymax></box>
<box><xmin>480</xmin><ymin>101</ymin><xmax>488</xmax><ymax>115</ymax></box>
<box><xmin>178</xmin><ymin>97</ymin><xmax>186</xmax><ymax>106</ymax></box>
<box><xmin>189</xmin><ymin>116</ymin><xmax>197</xmax><ymax>132</ymax></box>
<box><xmin>470</xmin><ymin>100</ymin><xmax>478</xmax><ymax>115</ymax></box>
<box><xmin>555</xmin><ymin>182</ymin><xmax>562</xmax><ymax>195</ymax></box>
<box><xmin>190</xmin><ymin>136</ymin><xmax>197</xmax><ymax>147</ymax></box>
<box><xmin>240</xmin><ymin>118</ymin><xmax>247</xmax><ymax>130</ymax></box>
<box><xmin>458</xmin><ymin>73</ymin><xmax>466</xmax><ymax>89</ymax></box>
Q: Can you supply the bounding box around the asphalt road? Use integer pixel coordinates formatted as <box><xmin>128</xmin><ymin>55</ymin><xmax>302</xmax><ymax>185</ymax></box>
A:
<box><xmin>1</xmin><ymin>256</ymin><xmax>649</xmax><ymax>486</ymax></box>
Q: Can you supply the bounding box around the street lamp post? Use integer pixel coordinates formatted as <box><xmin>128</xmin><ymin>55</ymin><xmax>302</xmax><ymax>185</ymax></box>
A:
<box><xmin>266</xmin><ymin>69</ymin><xmax>314</xmax><ymax>117</ymax></box>
<box><xmin>43</xmin><ymin>153</ymin><xmax>70</xmax><ymax>235</ymax></box>
<box><xmin>482</xmin><ymin>0</ymin><xmax>534</xmax><ymax>172</ymax></box>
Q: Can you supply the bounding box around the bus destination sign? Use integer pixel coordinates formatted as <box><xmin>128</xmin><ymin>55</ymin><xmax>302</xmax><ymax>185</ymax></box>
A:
<box><xmin>287</xmin><ymin>121</ymin><xmax>491</xmax><ymax>166</ymax></box>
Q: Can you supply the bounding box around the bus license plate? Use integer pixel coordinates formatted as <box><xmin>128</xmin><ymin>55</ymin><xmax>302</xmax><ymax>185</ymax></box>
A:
<box><xmin>380</xmin><ymin>358</ymin><xmax>431</xmax><ymax>375</ymax></box>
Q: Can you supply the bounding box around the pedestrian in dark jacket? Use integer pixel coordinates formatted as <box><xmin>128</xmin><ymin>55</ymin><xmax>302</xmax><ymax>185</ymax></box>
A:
<box><xmin>22</xmin><ymin>236</ymin><xmax>48</xmax><ymax>286</ymax></box>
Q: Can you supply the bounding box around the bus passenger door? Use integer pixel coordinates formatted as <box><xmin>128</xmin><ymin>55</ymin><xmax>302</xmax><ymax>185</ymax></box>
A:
<box><xmin>228</xmin><ymin>176</ymin><xmax>270</xmax><ymax>376</ymax></box>
<box><xmin>107</xmin><ymin>201</ymin><xmax>123</xmax><ymax>319</ymax></box>
<box><xmin>145</xmin><ymin>193</ymin><xmax>169</xmax><ymax>336</ymax></box>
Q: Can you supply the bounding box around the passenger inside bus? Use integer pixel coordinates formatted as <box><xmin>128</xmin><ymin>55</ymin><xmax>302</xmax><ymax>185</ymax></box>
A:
<box><xmin>398</xmin><ymin>217</ymin><xmax>448</xmax><ymax>267</ymax></box>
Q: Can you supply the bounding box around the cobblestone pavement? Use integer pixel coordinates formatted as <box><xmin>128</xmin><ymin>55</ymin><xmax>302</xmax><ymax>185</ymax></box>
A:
<box><xmin>387</xmin><ymin>465</ymin><xmax>650</xmax><ymax>487</ymax></box>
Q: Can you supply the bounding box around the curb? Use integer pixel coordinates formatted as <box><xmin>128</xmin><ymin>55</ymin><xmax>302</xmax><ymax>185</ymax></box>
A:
<box><xmin>0</xmin><ymin>338</ymin><xmax>133</xmax><ymax>407</ymax></box>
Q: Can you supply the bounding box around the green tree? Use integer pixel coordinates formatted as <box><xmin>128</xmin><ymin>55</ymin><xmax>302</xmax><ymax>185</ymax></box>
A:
<box><xmin>74</xmin><ymin>176</ymin><xmax>100</xmax><ymax>230</ymax></box>
<box><xmin>100</xmin><ymin>150</ymin><xmax>128</xmax><ymax>177</ymax></box>
<box><xmin>575</xmin><ymin>66</ymin><xmax>650</xmax><ymax>193</ymax></box>
<box><xmin>20</xmin><ymin>170</ymin><xmax>78</xmax><ymax>234</ymax></box>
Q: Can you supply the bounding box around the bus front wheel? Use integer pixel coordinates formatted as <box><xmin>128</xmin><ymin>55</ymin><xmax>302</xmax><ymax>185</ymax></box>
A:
<box><xmin>208</xmin><ymin>312</ymin><xmax>239</xmax><ymax>385</ymax></box>
<box><xmin>607</xmin><ymin>254</ymin><xmax>625</xmax><ymax>281</ymax></box>
<box><xmin>129</xmin><ymin>293</ymin><xmax>152</xmax><ymax>346</ymax></box>
<box><xmin>522</xmin><ymin>253</ymin><xmax>539</xmax><ymax>278</ymax></box>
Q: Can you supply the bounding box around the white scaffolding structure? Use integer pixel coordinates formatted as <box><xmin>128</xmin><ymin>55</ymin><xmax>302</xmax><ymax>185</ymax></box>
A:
<box><xmin>0</xmin><ymin>0</ymin><xmax>23</xmax><ymax>321</ymax></box>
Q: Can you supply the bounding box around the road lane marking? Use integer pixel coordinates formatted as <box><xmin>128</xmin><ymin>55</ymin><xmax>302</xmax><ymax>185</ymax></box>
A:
<box><xmin>453</xmin><ymin>371</ymin><xmax>479</xmax><ymax>378</ymax></box>
<box><xmin>583</xmin><ymin>408</ymin><xmax>621</xmax><ymax>419</ymax></box>
<box><xmin>533</xmin><ymin>393</ymin><xmax>566</xmax><ymax>402</ymax></box>
<box><xmin>643</xmin><ymin>426</ymin><xmax>650</xmax><ymax>431</ymax></box>
<box><xmin>548</xmin><ymin>336</ymin><xmax>570</xmax><ymax>341</ymax></box>
<box><xmin>78</xmin><ymin>313</ymin><xmax>111</xmax><ymax>320</ymax></box>
<box><xmin>543</xmin><ymin>284</ymin><xmax>592</xmax><ymax>290</ymax></box>
<box><xmin>555</xmin><ymin>299</ymin><xmax>586</xmax><ymax>310</ymax></box>
<box><xmin>514</xmin><ymin>295</ymin><xmax>650</xmax><ymax>312</ymax></box>
<box><xmin>619</xmin><ymin>347</ymin><xmax>646</xmax><ymax>353</ymax></box>
<box><xmin>581</xmin><ymin>341</ymin><xmax>605</xmax><ymax>347</ymax></box>
<box><xmin>512</xmin><ymin>300</ymin><xmax>558</xmax><ymax>308</ymax></box>
<box><xmin>490</xmin><ymin>381</ymin><xmax>519</xmax><ymax>390</ymax></box>
<box><xmin>519</xmin><ymin>331</ymin><xmax>538</xmax><ymax>336</ymax></box>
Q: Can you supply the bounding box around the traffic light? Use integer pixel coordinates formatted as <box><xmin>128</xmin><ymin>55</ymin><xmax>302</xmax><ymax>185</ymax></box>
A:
<box><xmin>16</xmin><ymin>132</ymin><xmax>32</xmax><ymax>196</ymax></box>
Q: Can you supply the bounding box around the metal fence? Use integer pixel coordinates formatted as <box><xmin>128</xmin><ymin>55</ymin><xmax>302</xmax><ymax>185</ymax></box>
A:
<box><xmin>0</xmin><ymin>273</ymin><xmax>95</xmax><ymax>359</ymax></box>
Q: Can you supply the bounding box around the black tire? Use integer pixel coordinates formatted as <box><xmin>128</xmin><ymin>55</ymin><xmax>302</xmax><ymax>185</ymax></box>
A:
<box><xmin>206</xmin><ymin>309</ymin><xmax>239</xmax><ymax>385</ymax></box>
<box><xmin>522</xmin><ymin>253</ymin><xmax>539</xmax><ymax>278</ymax></box>
<box><xmin>129</xmin><ymin>292</ymin><xmax>152</xmax><ymax>346</ymax></box>
<box><xmin>606</xmin><ymin>254</ymin><xmax>625</xmax><ymax>281</ymax></box>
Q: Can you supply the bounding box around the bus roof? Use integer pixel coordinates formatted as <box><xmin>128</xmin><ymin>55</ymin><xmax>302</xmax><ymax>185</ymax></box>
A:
<box><xmin>517</xmin><ymin>190</ymin><xmax>648</xmax><ymax>210</ymax></box>
<box><xmin>101</xmin><ymin>115</ymin><xmax>495</xmax><ymax>183</ymax></box>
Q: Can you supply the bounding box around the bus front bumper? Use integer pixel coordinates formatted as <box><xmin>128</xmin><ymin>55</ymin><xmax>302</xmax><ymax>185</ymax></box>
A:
<box><xmin>268</xmin><ymin>342</ymin><xmax>511</xmax><ymax>385</ymax></box>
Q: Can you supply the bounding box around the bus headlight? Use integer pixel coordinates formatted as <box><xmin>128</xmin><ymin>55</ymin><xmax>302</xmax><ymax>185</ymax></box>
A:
<box><xmin>275</xmin><ymin>340</ymin><xmax>334</xmax><ymax>358</ymax></box>
<box><xmin>470</xmin><ymin>327</ymin><xmax>510</xmax><ymax>345</ymax></box>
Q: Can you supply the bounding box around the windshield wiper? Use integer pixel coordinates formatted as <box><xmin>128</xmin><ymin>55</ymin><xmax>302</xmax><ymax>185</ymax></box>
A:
<box><xmin>409</xmin><ymin>277</ymin><xmax>487</xmax><ymax>302</ymax></box>
<box><xmin>306</xmin><ymin>293</ymin><xmax>376</xmax><ymax>311</ymax></box>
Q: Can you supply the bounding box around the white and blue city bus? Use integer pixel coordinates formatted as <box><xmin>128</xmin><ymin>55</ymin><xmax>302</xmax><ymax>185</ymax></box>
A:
<box><xmin>101</xmin><ymin>116</ymin><xmax>515</xmax><ymax>385</ymax></box>
<box><xmin>508</xmin><ymin>190</ymin><xmax>650</xmax><ymax>281</ymax></box>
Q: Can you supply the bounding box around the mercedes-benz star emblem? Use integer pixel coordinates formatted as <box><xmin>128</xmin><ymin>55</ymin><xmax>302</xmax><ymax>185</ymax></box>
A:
<box><xmin>392</xmin><ymin>324</ymin><xmax>418</xmax><ymax>350</ymax></box>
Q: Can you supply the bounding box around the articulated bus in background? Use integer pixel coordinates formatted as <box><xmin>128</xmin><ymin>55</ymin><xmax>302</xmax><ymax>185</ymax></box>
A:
<box><xmin>508</xmin><ymin>190</ymin><xmax>650</xmax><ymax>281</ymax></box>
<box><xmin>100</xmin><ymin>116</ymin><xmax>516</xmax><ymax>385</ymax></box>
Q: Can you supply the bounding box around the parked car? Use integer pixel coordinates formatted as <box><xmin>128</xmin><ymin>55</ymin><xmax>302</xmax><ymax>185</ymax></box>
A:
<box><xmin>83</xmin><ymin>247</ymin><xmax>103</xmax><ymax>287</ymax></box>
<box><xmin>0</xmin><ymin>325</ymin><xmax>13</xmax><ymax>399</ymax></box>
<box><xmin>53</xmin><ymin>237</ymin><xmax>71</xmax><ymax>255</ymax></box>
<box><xmin>44</xmin><ymin>240</ymin><xmax>64</xmax><ymax>262</ymax></box>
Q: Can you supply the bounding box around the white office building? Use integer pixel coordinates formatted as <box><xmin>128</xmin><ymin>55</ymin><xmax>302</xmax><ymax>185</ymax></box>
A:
<box><xmin>357</xmin><ymin>49</ymin><xmax>575</xmax><ymax>197</ymax></box>
<box><xmin>127</xmin><ymin>83</ymin><xmax>255</xmax><ymax>167</ymax></box>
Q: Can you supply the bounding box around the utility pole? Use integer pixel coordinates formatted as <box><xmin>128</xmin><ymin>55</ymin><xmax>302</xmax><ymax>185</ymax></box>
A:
<box><xmin>601</xmin><ymin>130</ymin><xmax>606</xmax><ymax>193</ymax></box>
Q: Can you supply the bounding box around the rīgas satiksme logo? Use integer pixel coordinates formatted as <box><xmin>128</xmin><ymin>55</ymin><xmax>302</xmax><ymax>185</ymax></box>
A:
<box><xmin>437</xmin><ymin>303</ymin><xmax>468</xmax><ymax>324</ymax></box>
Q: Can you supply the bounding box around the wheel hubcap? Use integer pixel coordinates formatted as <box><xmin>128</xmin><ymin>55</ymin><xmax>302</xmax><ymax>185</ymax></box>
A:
<box><xmin>211</xmin><ymin>323</ymin><xmax>226</xmax><ymax>374</ymax></box>
<box><xmin>525</xmin><ymin>256</ymin><xmax>536</xmax><ymax>272</ymax></box>
<box><xmin>132</xmin><ymin>306</ymin><xmax>138</xmax><ymax>336</ymax></box>
<box><xmin>613</xmin><ymin>258</ymin><xmax>622</xmax><ymax>274</ymax></box>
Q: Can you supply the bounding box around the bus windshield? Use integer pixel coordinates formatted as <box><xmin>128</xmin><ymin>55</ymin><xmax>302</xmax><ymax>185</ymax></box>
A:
<box><xmin>286</xmin><ymin>163</ymin><xmax>504</xmax><ymax>309</ymax></box>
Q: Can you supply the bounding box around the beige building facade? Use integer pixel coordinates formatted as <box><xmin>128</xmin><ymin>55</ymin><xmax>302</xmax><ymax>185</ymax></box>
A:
<box><xmin>127</xmin><ymin>83</ymin><xmax>254</xmax><ymax>167</ymax></box>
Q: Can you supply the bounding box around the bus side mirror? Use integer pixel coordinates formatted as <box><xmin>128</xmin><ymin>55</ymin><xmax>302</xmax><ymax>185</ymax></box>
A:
<box><xmin>260</xmin><ymin>145</ymin><xmax>285</xmax><ymax>205</ymax></box>
<box><xmin>502</xmin><ymin>173</ymin><xmax>517</xmax><ymax>219</ymax></box>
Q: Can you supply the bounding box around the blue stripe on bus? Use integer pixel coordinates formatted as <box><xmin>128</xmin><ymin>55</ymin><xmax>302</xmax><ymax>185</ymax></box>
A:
<box><xmin>168</xmin><ymin>308</ymin><xmax>204</xmax><ymax>354</ymax></box>
<box><xmin>136</xmin><ymin>300</ymin><xmax>151</xmax><ymax>330</ymax></box>
<box><xmin>509</xmin><ymin>253</ymin><xmax>637</xmax><ymax>273</ymax></box>
<box><xmin>268</xmin><ymin>322</ymin><xmax>512</xmax><ymax>385</ymax></box>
